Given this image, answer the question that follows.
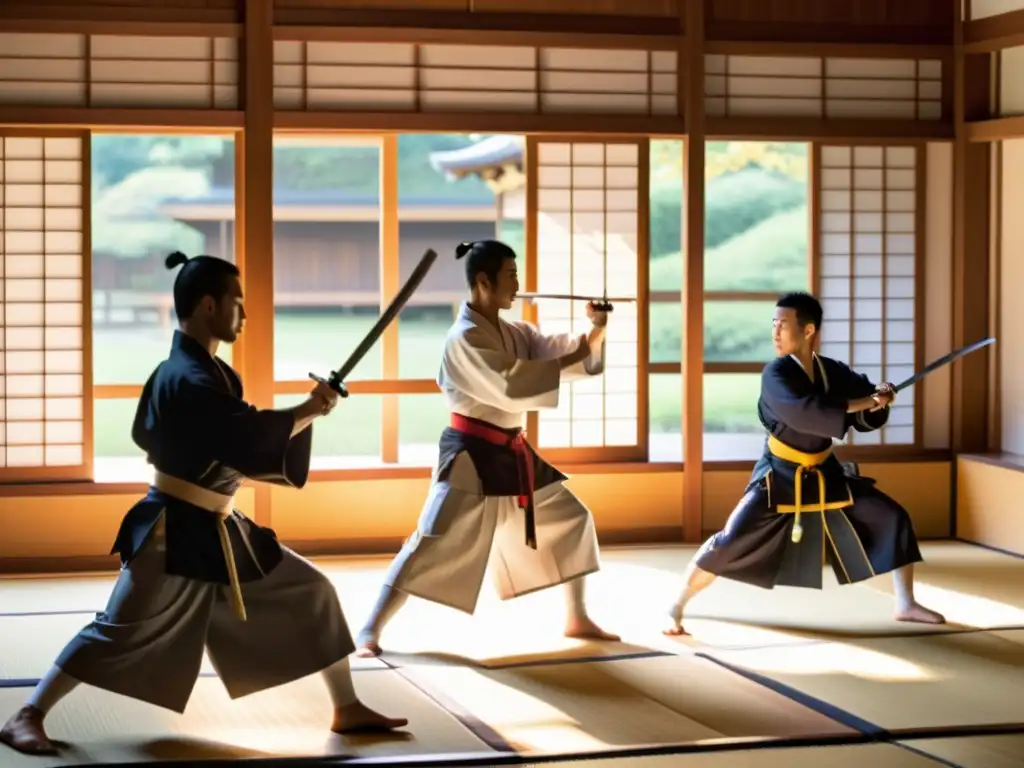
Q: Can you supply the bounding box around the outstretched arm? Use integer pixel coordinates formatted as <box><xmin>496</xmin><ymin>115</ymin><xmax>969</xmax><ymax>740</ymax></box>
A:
<box><xmin>519</xmin><ymin>303</ymin><xmax>609</xmax><ymax>381</ymax></box>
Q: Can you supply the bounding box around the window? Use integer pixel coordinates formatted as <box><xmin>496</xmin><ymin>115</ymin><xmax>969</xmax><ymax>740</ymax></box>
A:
<box><xmin>396</xmin><ymin>133</ymin><xmax>527</xmax><ymax>467</ymax></box>
<box><xmin>648</xmin><ymin>139</ymin><xmax>683</xmax><ymax>462</ymax></box>
<box><xmin>0</xmin><ymin>133</ymin><xmax>90</xmax><ymax>481</ymax></box>
<box><xmin>702</xmin><ymin>142</ymin><xmax>811</xmax><ymax>462</ymax></box>
<box><xmin>526</xmin><ymin>138</ymin><xmax>647</xmax><ymax>463</ymax></box>
<box><xmin>90</xmin><ymin>132</ymin><xmax>236</xmax><ymax>481</ymax></box>
<box><xmin>271</xmin><ymin>133</ymin><xmax>524</xmax><ymax>469</ymax></box>
<box><xmin>271</xmin><ymin>134</ymin><xmax>382</xmax><ymax>467</ymax></box>
<box><xmin>817</xmin><ymin>145</ymin><xmax>920</xmax><ymax>447</ymax></box>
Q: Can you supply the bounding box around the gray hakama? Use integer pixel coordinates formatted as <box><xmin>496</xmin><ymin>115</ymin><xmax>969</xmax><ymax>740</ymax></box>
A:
<box><xmin>53</xmin><ymin>331</ymin><xmax>355</xmax><ymax>713</ymax></box>
<box><xmin>381</xmin><ymin>303</ymin><xmax>604</xmax><ymax>615</ymax></box>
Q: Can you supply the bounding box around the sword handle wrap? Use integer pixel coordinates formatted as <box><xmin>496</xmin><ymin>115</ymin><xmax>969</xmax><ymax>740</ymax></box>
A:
<box><xmin>308</xmin><ymin>372</ymin><xmax>350</xmax><ymax>398</ymax></box>
<box><xmin>591</xmin><ymin>300</ymin><xmax>614</xmax><ymax>312</ymax></box>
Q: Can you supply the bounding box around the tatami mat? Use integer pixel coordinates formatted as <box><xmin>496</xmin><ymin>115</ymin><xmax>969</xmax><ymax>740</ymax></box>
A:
<box><xmin>595</xmin><ymin>542</ymin><xmax>1024</xmax><ymax>651</ymax></box>
<box><xmin>3</xmin><ymin>543</ymin><xmax>1019</xmax><ymax>671</ymax></box>
<box><xmin>2</xmin><ymin>542</ymin><xmax>1023</xmax><ymax>766</ymax></box>
<box><xmin>699</xmin><ymin>628</ymin><xmax>1024</xmax><ymax>732</ymax></box>
<box><xmin>398</xmin><ymin>654</ymin><xmax>854</xmax><ymax>755</ymax></box>
<box><xmin>0</xmin><ymin>669</ymin><xmax>491</xmax><ymax>767</ymax></box>
<box><xmin>910</xmin><ymin>733</ymin><xmax>1024</xmax><ymax>768</ymax></box>
<box><xmin>864</xmin><ymin>541</ymin><xmax>1024</xmax><ymax>628</ymax></box>
<box><xmin>513</xmin><ymin>744</ymin><xmax>947</xmax><ymax>768</ymax></box>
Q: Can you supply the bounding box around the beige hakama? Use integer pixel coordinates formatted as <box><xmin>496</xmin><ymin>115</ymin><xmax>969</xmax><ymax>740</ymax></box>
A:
<box><xmin>363</xmin><ymin>302</ymin><xmax>606</xmax><ymax>620</ymax></box>
<box><xmin>384</xmin><ymin>442</ymin><xmax>600</xmax><ymax>615</ymax></box>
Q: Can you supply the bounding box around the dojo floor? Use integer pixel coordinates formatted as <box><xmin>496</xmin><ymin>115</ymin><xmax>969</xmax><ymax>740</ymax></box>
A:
<box><xmin>2</xmin><ymin>541</ymin><xmax>1024</xmax><ymax>768</ymax></box>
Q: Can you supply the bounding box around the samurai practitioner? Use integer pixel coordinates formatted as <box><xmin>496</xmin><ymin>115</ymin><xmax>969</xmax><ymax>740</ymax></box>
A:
<box><xmin>355</xmin><ymin>240</ymin><xmax>619</xmax><ymax>657</ymax></box>
<box><xmin>665</xmin><ymin>291</ymin><xmax>945</xmax><ymax>636</ymax></box>
<box><xmin>1</xmin><ymin>252</ymin><xmax>406</xmax><ymax>756</ymax></box>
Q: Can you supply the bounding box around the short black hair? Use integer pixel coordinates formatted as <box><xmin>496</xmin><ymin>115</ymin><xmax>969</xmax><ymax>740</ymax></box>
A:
<box><xmin>776</xmin><ymin>291</ymin><xmax>823</xmax><ymax>329</ymax></box>
<box><xmin>455</xmin><ymin>239</ymin><xmax>516</xmax><ymax>288</ymax></box>
<box><xmin>165</xmin><ymin>251</ymin><xmax>240</xmax><ymax>320</ymax></box>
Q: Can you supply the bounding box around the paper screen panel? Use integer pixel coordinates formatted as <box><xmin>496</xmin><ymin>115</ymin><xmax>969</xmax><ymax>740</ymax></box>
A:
<box><xmin>90</xmin><ymin>35</ymin><xmax>239</xmax><ymax>109</ymax></box>
<box><xmin>0</xmin><ymin>33</ymin><xmax>88</xmax><ymax>107</ymax></box>
<box><xmin>0</xmin><ymin>32</ymin><xmax>239</xmax><ymax>110</ymax></box>
<box><xmin>817</xmin><ymin>144</ymin><xmax>918</xmax><ymax>446</ymax></box>
<box><xmin>533</xmin><ymin>141</ymin><xmax>641</xmax><ymax>451</ymax></box>
<box><xmin>971</xmin><ymin>0</ymin><xmax>1024</xmax><ymax>19</ymax></box>
<box><xmin>0</xmin><ymin>135</ymin><xmax>89</xmax><ymax>472</ymax></box>
<box><xmin>273</xmin><ymin>41</ymin><xmax>677</xmax><ymax>116</ymax></box>
<box><xmin>705</xmin><ymin>55</ymin><xmax>942</xmax><ymax>121</ymax></box>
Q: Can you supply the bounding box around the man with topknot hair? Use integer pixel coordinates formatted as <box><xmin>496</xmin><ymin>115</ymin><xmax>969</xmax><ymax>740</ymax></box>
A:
<box><xmin>355</xmin><ymin>239</ymin><xmax>620</xmax><ymax>657</ymax></box>
<box><xmin>1</xmin><ymin>251</ymin><xmax>407</xmax><ymax>757</ymax></box>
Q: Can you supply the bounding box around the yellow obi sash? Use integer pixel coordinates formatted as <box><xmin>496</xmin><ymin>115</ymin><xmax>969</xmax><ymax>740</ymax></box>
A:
<box><xmin>153</xmin><ymin>471</ymin><xmax>247</xmax><ymax>621</ymax></box>
<box><xmin>767</xmin><ymin>435</ymin><xmax>853</xmax><ymax>544</ymax></box>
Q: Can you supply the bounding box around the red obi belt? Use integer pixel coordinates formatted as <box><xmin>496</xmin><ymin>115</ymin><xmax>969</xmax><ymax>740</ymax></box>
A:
<box><xmin>450</xmin><ymin>413</ymin><xmax>537</xmax><ymax>549</ymax></box>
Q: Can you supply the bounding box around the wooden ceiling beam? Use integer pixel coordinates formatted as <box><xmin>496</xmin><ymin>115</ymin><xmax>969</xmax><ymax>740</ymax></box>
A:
<box><xmin>963</xmin><ymin>8</ymin><xmax>1024</xmax><ymax>53</ymax></box>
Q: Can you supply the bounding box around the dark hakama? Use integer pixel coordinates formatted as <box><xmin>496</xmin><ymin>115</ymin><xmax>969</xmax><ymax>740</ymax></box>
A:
<box><xmin>53</xmin><ymin>331</ymin><xmax>355</xmax><ymax>713</ymax></box>
<box><xmin>694</xmin><ymin>353</ymin><xmax>923</xmax><ymax>590</ymax></box>
<box><xmin>436</xmin><ymin>414</ymin><xmax>567</xmax><ymax>547</ymax></box>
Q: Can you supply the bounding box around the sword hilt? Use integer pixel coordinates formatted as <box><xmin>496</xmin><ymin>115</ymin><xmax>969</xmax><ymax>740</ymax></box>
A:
<box><xmin>308</xmin><ymin>372</ymin><xmax>350</xmax><ymax>398</ymax></box>
<box><xmin>591</xmin><ymin>300</ymin><xmax>614</xmax><ymax>313</ymax></box>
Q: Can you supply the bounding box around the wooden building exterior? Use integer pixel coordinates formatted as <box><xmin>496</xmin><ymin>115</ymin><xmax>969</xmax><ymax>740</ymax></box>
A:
<box><xmin>0</xmin><ymin>0</ymin><xmax>1018</xmax><ymax>572</ymax></box>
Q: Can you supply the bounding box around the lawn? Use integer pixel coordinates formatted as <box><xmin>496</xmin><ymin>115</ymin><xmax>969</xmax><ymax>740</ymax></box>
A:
<box><xmin>92</xmin><ymin>314</ymin><xmax>764</xmax><ymax>460</ymax></box>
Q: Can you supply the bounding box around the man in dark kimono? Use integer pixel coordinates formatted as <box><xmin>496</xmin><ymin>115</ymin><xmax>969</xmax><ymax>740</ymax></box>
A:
<box><xmin>1</xmin><ymin>252</ymin><xmax>406</xmax><ymax>756</ymax></box>
<box><xmin>664</xmin><ymin>291</ymin><xmax>945</xmax><ymax>636</ymax></box>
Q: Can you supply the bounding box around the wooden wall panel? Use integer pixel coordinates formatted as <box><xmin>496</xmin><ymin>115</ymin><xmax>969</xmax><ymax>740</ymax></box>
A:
<box><xmin>0</xmin><ymin>473</ymin><xmax>682</xmax><ymax>569</ymax></box>
<box><xmin>0</xmin><ymin>487</ymin><xmax>256</xmax><ymax>570</ymax></box>
<box><xmin>924</xmin><ymin>142</ymin><xmax>954</xmax><ymax>450</ymax></box>
<box><xmin>274</xmin><ymin>0</ymin><xmax>679</xmax><ymax>14</ymax></box>
<box><xmin>956</xmin><ymin>456</ymin><xmax>1024</xmax><ymax>555</ymax></box>
<box><xmin>707</xmin><ymin>0</ymin><xmax>953</xmax><ymax>45</ymax></box>
<box><xmin>272</xmin><ymin>5</ymin><xmax>676</xmax><ymax>35</ymax></box>
<box><xmin>0</xmin><ymin>0</ymin><xmax>240</xmax><ymax>24</ymax></box>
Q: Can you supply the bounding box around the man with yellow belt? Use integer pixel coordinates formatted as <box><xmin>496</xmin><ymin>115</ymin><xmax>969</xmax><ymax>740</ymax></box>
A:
<box><xmin>1</xmin><ymin>252</ymin><xmax>406</xmax><ymax>756</ymax></box>
<box><xmin>664</xmin><ymin>291</ymin><xmax>945</xmax><ymax>636</ymax></box>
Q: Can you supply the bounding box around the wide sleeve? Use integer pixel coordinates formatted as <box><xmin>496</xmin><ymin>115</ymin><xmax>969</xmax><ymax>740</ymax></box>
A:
<box><xmin>832</xmin><ymin>361</ymin><xmax>891</xmax><ymax>433</ymax></box>
<box><xmin>520</xmin><ymin>323</ymin><xmax>605</xmax><ymax>382</ymax></box>
<box><xmin>761</xmin><ymin>362</ymin><xmax>849</xmax><ymax>439</ymax></box>
<box><xmin>443</xmin><ymin>326</ymin><xmax>562</xmax><ymax>411</ymax></box>
<box><xmin>177</xmin><ymin>376</ymin><xmax>312</xmax><ymax>488</ymax></box>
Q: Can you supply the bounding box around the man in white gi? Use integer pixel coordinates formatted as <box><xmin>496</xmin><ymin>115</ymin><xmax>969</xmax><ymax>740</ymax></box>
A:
<box><xmin>1</xmin><ymin>251</ymin><xmax>407</xmax><ymax>756</ymax></box>
<box><xmin>355</xmin><ymin>239</ymin><xmax>620</xmax><ymax>658</ymax></box>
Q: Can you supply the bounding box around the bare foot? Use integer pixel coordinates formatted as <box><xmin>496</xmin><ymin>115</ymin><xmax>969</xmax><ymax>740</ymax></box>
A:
<box><xmin>894</xmin><ymin>603</ymin><xmax>946</xmax><ymax>625</ymax></box>
<box><xmin>565</xmin><ymin>616</ymin><xmax>620</xmax><ymax>642</ymax></box>
<box><xmin>355</xmin><ymin>640</ymin><xmax>382</xmax><ymax>658</ymax></box>
<box><xmin>663</xmin><ymin>605</ymin><xmax>687</xmax><ymax>636</ymax></box>
<box><xmin>331</xmin><ymin>702</ymin><xmax>408</xmax><ymax>733</ymax></box>
<box><xmin>0</xmin><ymin>706</ymin><xmax>58</xmax><ymax>756</ymax></box>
